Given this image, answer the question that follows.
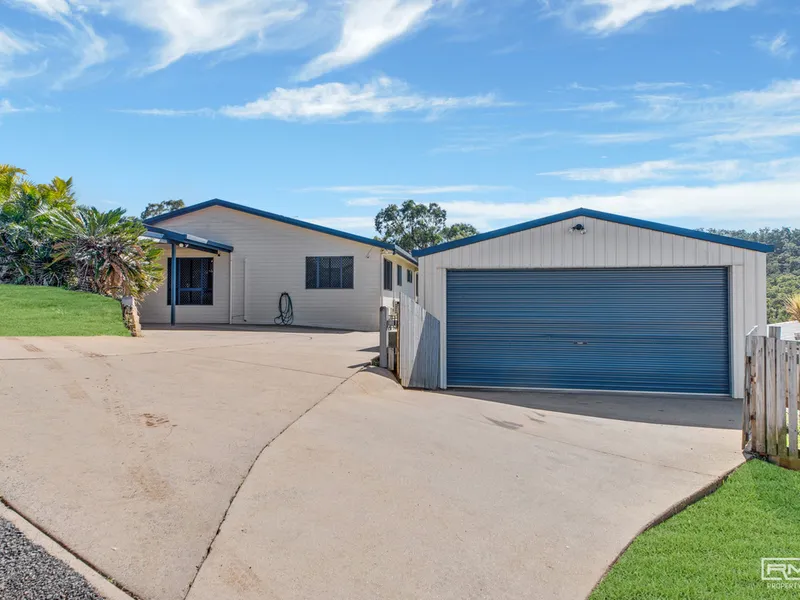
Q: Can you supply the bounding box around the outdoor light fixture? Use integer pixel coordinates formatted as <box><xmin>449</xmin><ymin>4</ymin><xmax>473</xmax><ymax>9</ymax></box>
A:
<box><xmin>571</xmin><ymin>223</ymin><xmax>586</xmax><ymax>234</ymax></box>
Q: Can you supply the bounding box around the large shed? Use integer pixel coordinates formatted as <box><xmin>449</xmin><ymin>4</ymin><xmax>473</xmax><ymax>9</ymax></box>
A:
<box><xmin>414</xmin><ymin>208</ymin><xmax>772</xmax><ymax>399</ymax></box>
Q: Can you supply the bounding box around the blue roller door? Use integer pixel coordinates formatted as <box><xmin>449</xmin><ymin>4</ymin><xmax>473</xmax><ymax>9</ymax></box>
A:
<box><xmin>446</xmin><ymin>268</ymin><xmax>730</xmax><ymax>394</ymax></box>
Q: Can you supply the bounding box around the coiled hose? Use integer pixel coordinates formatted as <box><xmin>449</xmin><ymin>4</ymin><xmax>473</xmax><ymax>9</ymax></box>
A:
<box><xmin>274</xmin><ymin>292</ymin><xmax>294</xmax><ymax>326</ymax></box>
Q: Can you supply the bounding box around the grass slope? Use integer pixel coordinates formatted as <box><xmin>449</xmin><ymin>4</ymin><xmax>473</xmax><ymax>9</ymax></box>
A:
<box><xmin>591</xmin><ymin>459</ymin><xmax>800</xmax><ymax>600</ymax></box>
<box><xmin>0</xmin><ymin>285</ymin><xmax>129</xmax><ymax>336</ymax></box>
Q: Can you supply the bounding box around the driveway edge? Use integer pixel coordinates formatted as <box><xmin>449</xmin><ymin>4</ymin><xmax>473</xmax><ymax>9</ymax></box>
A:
<box><xmin>587</xmin><ymin>457</ymin><xmax>747</xmax><ymax>597</ymax></box>
<box><xmin>0</xmin><ymin>499</ymin><xmax>139</xmax><ymax>600</ymax></box>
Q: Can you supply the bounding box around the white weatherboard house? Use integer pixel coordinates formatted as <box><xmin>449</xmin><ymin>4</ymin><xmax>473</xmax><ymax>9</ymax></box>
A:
<box><xmin>140</xmin><ymin>200</ymin><xmax>418</xmax><ymax>332</ymax></box>
<box><xmin>414</xmin><ymin>208</ymin><xmax>773</xmax><ymax>399</ymax></box>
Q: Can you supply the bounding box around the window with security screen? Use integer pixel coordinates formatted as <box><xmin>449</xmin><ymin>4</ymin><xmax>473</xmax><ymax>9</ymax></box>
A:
<box><xmin>383</xmin><ymin>259</ymin><xmax>393</xmax><ymax>291</ymax></box>
<box><xmin>167</xmin><ymin>258</ymin><xmax>213</xmax><ymax>305</ymax></box>
<box><xmin>306</xmin><ymin>256</ymin><xmax>354</xmax><ymax>289</ymax></box>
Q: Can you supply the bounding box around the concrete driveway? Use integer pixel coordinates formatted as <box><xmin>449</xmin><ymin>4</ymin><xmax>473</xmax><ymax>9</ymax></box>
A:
<box><xmin>0</xmin><ymin>328</ymin><xmax>744</xmax><ymax>600</ymax></box>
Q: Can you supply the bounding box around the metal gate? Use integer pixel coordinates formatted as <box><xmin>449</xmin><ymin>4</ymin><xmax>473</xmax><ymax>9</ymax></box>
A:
<box><xmin>446</xmin><ymin>267</ymin><xmax>730</xmax><ymax>394</ymax></box>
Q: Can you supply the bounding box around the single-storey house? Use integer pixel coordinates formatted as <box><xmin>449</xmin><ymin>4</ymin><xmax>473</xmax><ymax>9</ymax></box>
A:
<box><xmin>140</xmin><ymin>199</ymin><xmax>418</xmax><ymax>331</ymax></box>
<box><xmin>413</xmin><ymin>208</ymin><xmax>773</xmax><ymax>399</ymax></box>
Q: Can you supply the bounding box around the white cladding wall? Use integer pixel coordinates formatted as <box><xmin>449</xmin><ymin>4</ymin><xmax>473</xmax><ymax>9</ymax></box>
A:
<box><xmin>139</xmin><ymin>247</ymin><xmax>231</xmax><ymax>324</ymax></box>
<box><xmin>139</xmin><ymin>206</ymin><xmax>382</xmax><ymax>331</ymax></box>
<box><xmin>418</xmin><ymin>216</ymin><xmax>768</xmax><ymax>398</ymax></box>
<box><xmin>381</xmin><ymin>253</ymin><xmax>418</xmax><ymax>308</ymax></box>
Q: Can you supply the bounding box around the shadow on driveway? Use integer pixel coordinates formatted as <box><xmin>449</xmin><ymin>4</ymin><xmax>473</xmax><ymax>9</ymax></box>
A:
<box><xmin>141</xmin><ymin>323</ymin><xmax>356</xmax><ymax>334</ymax></box>
<box><xmin>434</xmin><ymin>387</ymin><xmax>741</xmax><ymax>430</ymax></box>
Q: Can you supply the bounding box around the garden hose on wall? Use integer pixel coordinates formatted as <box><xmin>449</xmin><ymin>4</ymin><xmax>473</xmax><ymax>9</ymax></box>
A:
<box><xmin>274</xmin><ymin>292</ymin><xmax>294</xmax><ymax>326</ymax></box>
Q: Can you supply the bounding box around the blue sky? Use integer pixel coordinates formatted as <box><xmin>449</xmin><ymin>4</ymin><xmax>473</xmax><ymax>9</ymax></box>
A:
<box><xmin>1</xmin><ymin>0</ymin><xmax>799</xmax><ymax>234</ymax></box>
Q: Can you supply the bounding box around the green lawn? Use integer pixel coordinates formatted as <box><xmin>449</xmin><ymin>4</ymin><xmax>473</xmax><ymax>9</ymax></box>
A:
<box><xmin>591</xmin><ymin>459</ymin><xmax>800</xmax><ymax>600</ymax></box>
<box><xmin>0</xmin><ymin>285</ymin><xmax>129</xmax><ymax>336</ymax></box>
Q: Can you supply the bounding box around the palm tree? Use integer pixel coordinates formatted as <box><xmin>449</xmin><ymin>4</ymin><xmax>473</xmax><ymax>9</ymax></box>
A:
<box><xmin>0</xmin><ymin>165</ymin><xmax>75</xmax><ymax>286</ymax></box>
<box><xmin>0</xmin><ymin>164</ymin><xmax>26</xmax><ymax>206</ymax></box>
<box><xmin>786</xmin><ymin>294</ymin><xmax>800</xmax><ymax>322</ymax></box>
<box><xmin>48</xmin><ymin>206</ymin><xmax>163</xmax><ymax>298</ymax></box>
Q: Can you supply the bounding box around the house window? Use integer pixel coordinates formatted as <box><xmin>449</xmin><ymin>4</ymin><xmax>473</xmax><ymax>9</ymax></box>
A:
<box><xmin>167</xmin><ymin>257</ymin><xmax>213</xmax><ymax>305</ymax></box>
<box><xmin>383</xmin><ymin>259</ymin><xmax>393</xmax><ymax>291</ymax></box>
<box><xmin>306</xmin><ymin>256</ymin><xmax>354</xmax><ymax>289</ymax></box>
<box><xmin>407</xmin><ymin>269</ymin><xmax>413</xmax><ymax>283</ymax></box>
<box><xmin>397</xmin><ymin>264</ymin><xmax>402</xmax><ymax>286</ymax></box>
<box><xmin>415</xmin><ymin>273</ymin><xmax>419</xmax><ymax>297</ymax></box>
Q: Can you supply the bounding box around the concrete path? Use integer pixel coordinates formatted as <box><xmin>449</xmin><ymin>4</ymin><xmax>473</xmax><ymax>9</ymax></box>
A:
<box><xmin>0</xmin><ymin>327</ymin><xmax>375</xmax><ymax>600</ymax></box>
<box><xmin>0</xmin><ymin>328</ymin><xmax>744</xmax><ymax>600</ymax></box>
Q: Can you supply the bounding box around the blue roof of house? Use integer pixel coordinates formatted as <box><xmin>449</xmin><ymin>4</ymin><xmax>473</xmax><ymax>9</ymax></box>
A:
<box><xmin>145</xmin><ymin>199</ymin><xmax>417</xmax><ymax>265</ymax></box>
<box><xmin>144</xmin><ymin>224</ymin><xmax>234</xmax><ymax>253</ymax></box>
<box><xmin>413</xmin><ymin>208</ymin><xmax>774</xmax><ymax>257</ymax></box>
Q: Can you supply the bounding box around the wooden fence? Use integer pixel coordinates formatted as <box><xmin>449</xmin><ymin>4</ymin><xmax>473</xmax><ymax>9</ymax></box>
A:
<box><xmin>743</xmin><ymin>329</ymin><xmax>800</xmax><ymax>467</ymax></box>
<box><xmin>398</xmin><ymin>294</ymin><xmax>440</xmax><ymax>389</ymax></box>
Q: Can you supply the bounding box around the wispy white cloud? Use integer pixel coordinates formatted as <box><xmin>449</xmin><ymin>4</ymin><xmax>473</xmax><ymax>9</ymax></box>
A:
<box><xmin>0</xmin><ymin>29</ymin><xmax>38</xmax><ymax>55</ymax></box>
<box><xmin>440</xmin><ymin>177</ymin><xmax>800</xmax><ymax>230</ymax></box>
<box><xmin>541</xmin><ymin>159</ymin><xmax>743</xmax><ymax>182</ymax></box>
<box><xmin>302</xmin><ymin>184</ymin><xmax>513</xmax><ymax>195</ymax></box>
<box><xmin>345</xmin><ymin>197</ymin><xmax>392</xmax><ymax>206</ymax></box>
<box><xmin>4</xmin><ymin>0</ymin><xmax>311</xmax><ymax>78</ymax></box>
<box><xmin>578</xmin><ymin>130</ymin><xmax>665</xmax><ymax>144</ymax></box>
<box><xmin>551</xmin><ymin>100</ymin><xmax>621</xmax><ymax>112</ymax></box>
<box><xmin>8</xmin><ymin>0</ymin><xmax>71</xmax><ymax>19</ymax></box>
<box><xmin>0</xmin><ymin>29</ymin><xmax>41</xmax><ymax>87</ymax></box>
<box><xmin>753</xmin><ymin>31</ymin><xmax>796</xmax><ymax>60</ymax></box>
<box><xmin>2</xmin><ymin>2</ymin><xmax>112</xmax><ymax>86</ymax></box>
<box><xmin>114</xmin><ymin>107</ymin><xmax>216</xmax><ymax>117</ymax></box>
<box><xmin>54</xmin><ymin>18</ymin><xmax>111</xmax><ymax>88</ymax></box>
<box><xmin>618</xmin><ymin>81</ymin><xmax>691</xmax><ymax>92</ymax></box>
<box><xmin>107</xmin><ymin>0</ymin><xmax>308</xmax><ymax>73</ymax></box>
<box><xmin>0</xmin><ymin>98</ymin><xmax>32</xmax><ymax>114</ymax></box>
<box><xmin>0</xmin><ymin>29</ymin><xmax>46</xmax><ymax>86</ymax></box>
<box><xmin>629</xmin><ymin>78</ymin><xmax>800</xmax><ymax>147</ymax></box>
<box><xmin>557</xmin><ymin>0</ymin><xmax>754</xmax><ymax>34</ymax></box>
<box><xmin>219</xmin><ymin>76</ymin><xmax>504</xmax><ymax>120</ymax></box>
<box><xmin>431</xmin><ymin>130</ymin><xmax>558</xmax><ymax>154</ymax></box>
<box><xmin>435</xmin><ymin>79</ymin><xmax>800</xmax><ymax>154</ymax></box>
<box><xmin>435</xmin><ymin>158</ymin><xmax>800</xmax><ymax>230</ymax></box>
<box><xmin>296</xmin><ymin>0</ymin><xmax>438</xmax><ymax>81</ymax></box>
<box><xmin>430</xmin><ymin>127</ymin><xmax>662</xmax><ymax>154</ymax></box>
<box><xmin>490</xmin><ymin>41</ymin><xmax>524</xmax><ymax>56</ymax></box>
<box><xmin>4</xmin><ymin>0</ymin><xmax>460</xmax><ymax>80</ymax></box>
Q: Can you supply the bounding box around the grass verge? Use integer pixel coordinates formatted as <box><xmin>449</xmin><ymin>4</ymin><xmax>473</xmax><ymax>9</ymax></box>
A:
<box><xmin>591</xmin><ymin>459</ymin><xmax>800</xmax><ymax>599</ymax></box>
<box><xmin>0</xmin><ymin>285</ymin><xmax>129</xmax><ymax>336</ymax></box>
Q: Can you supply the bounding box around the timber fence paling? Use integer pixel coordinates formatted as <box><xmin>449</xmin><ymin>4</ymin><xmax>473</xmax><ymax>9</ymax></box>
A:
<box><xmin>789</xmin><ymin>343</ymin><xmax>799</xmax><ymax>458</ymax></box>
<box><xmin>745</xmin><ymin>333</ymin><xmax>800</xmax><ymax>461</ymax></box>
<box><xmin>765</xmin><ymin>334</ymin><xmax>777</xmax><ymax>456</ymax></box>
<box><xmin>753</xmin><ymin>335</ymin><xmax>767</xmax><ymax>456</ymax></box>
<box><xmin>777</xmin><ymin>339</ymin><xmax>788</xmax><ymax>458</ymax></box>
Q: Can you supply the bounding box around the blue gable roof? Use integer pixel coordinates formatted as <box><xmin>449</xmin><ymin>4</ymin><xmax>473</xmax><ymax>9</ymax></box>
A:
<box><xmin>144</xmin><ymin>199</ymin><xmax>417</xmax><ymax>264</ymax></box>
<box><xmin>413</xmin><ymin>208</ymin><xmax>774</xmax><ymax>257</ymax></box>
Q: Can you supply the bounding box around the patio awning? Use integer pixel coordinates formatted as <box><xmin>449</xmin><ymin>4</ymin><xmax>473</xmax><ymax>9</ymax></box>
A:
<box><xmin>143</xmin><ymin>225</ymin><xmax>234</xmax><ymax>254</ymax></box>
